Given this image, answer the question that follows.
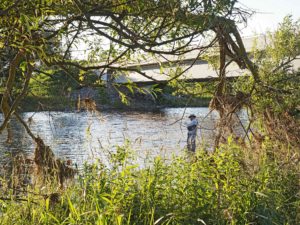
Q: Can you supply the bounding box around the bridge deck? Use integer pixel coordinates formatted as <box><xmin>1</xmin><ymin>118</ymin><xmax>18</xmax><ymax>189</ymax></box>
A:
<box><xmin>99</xmin><ymin>36</ymin><xmax>300</xmax><ymax>84</ymax></box>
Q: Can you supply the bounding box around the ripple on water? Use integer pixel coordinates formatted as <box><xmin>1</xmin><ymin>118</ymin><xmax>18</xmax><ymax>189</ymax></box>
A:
<box><xmin>0</xmin><ymin>108</ymin><xmax>248</xmax><ymax>167</ymax></box>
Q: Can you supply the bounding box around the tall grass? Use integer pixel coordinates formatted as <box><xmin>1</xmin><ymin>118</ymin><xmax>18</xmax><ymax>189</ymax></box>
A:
<box><xmin>0</xmin><ymin>138</ymin><xmax>299</xmax><ymax>224</ymax></box>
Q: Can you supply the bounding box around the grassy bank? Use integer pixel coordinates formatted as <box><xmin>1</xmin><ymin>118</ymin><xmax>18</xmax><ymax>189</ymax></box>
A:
<box><xmin>17</xmin><ymin>80</ymin><xmax>213</xmax><ymax>112</ymax></box>
<box><xmin>19</xmin><ymin>96</ymin><xmax>77</xmax><ymax>112</ymax></box>
<box><xmin>0</xmin><ymin>138</ymin><xmax>299</xmax><ymax>224</ymax></box>
<box><xmin>158</xmin><ymin>95</ymin><xmax>211</xmax><ymax>108</ymax></box>
<box><xmin>19</xmin><ymin>94</ymin><xmax>211</xmax><ymax>113</ymax></box>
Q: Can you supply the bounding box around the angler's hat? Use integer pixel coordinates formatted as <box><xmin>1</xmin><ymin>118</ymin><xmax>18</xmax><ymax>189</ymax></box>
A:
<box><xmin>188</xmin><ymin>114</ymin><xmax>196</xmax><ymax>118</ymax></box>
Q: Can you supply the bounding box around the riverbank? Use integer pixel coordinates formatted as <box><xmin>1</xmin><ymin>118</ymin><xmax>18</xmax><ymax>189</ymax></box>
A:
<box><xmin>19</xmin><ymin>94</ymin><xmax>212</xmax><ymax>112</ymax></box>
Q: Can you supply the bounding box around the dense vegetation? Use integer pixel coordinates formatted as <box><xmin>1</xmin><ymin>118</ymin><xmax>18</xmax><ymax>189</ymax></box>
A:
<box><xmin>1</xmin><ymin>138</ymin><xmax>299</xmax><ymax>224</ymax></box>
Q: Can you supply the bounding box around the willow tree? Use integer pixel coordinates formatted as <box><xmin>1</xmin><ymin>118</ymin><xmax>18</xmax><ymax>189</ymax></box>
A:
<box><xmin>0</xmin><ymin>0</ymin><xmax>248</xmax><ymax>142</ymax></box>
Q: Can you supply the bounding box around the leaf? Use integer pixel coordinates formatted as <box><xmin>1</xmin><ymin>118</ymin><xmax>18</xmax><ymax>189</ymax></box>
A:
<box><xmin>45</xmin><ymin>198</ymin><xmax>50</xmax><ymax>211</ymax></box>
<box><xmin>20</xmin><ymin>14</ymin><xmax>31</xmax><ymax>32</ymax></box>
<box><xmin>116</xmin><ymin>214</ymin><xmax>123</xmax><ymax>225</ymax></box>
<box><xmin>197</xmin><ymin>218</ymin><xmax>207</xmax><ymax>225</ymax></box>
<box><xmin>100</xmin><ymin>195</ymin><xmax>112</xmax><ymax>204</ymax></box>
<box><xmin>119</xmin><ymin>91</ymin><xmax>129</xmax><ymax>105</ymax></box>
<box><xmin>126</xmin><ymin>84</ymin><xmax>134</xmax><ymax>94</ymax></box>
<box><xmin>67</xmin><ymin>196</ymin><xmax>79</xmax><ymax>219</ymax></box>
<box><xmin>254</xmin><ymin>192</ymin><xmax>268</xmax><ymax>198</ymax></box>
<box><xmin>19</xmin><ymin>61</ymin><xmax>27</xmax><ymax>72</ymax></box>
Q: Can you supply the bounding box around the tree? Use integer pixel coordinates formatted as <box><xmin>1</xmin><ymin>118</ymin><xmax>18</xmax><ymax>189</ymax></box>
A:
<box><xmin>2</xmin><ymin>1</ymin><xmax>299</xmax><ymax>150</ymax></box>
<box><xmin>233</xmin><ymin>16</ymin><xmax>300</xmax><ymax>147</ymax></box>
<box><xmin>0</xmin><ymin>0</ymin><xmax>248</xmax><ymax>142</ymax></box>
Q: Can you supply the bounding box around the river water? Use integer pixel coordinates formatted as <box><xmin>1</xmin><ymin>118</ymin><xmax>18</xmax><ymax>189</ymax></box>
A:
<box><xmin>0</xmin><ymin>108</ymin><xmax>247</xmax><ymax>167</ymax></box>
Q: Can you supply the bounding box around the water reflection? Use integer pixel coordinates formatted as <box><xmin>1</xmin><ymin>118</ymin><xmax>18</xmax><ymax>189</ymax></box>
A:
<box><xmin>0</xmin><ymin>108</ymin><xmax>247</xmax><ymax>167</ymax></box>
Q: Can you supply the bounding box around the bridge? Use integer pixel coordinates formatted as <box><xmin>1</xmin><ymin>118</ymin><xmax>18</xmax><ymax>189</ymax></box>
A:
<box><xmin>100</xmin><ymin>35</ymin><xmax>300</xmax><ymax>85</ymax></box>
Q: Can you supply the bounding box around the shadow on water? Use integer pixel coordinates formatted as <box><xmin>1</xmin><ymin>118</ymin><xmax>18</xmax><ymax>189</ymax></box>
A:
<box><xmin>0</xmin><ymin>107</ymin><xmax>248</xmax><ymax>168</ymax></box>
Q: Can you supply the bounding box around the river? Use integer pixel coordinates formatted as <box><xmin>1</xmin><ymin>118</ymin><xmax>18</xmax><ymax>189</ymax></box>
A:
<box><xmin>0</xmin><ymin>107</ymin><xmax>248</xmax><ymax>167</ymax></box>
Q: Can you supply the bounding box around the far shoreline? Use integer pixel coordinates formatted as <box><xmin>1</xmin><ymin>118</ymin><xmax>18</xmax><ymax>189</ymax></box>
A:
<box><xmin>18</xmin><ymin>95</ymin><xmax>211</xmax><ymax>113</ymax></box>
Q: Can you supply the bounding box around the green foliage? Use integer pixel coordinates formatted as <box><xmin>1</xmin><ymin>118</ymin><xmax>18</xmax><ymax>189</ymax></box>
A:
<box><xmin>253</xmin><ymin>16</ymin><xmax>300</xmax><ymax>114</ymax></box>
<box><xmin>98</xmin><ymin>86</ymin><xmax>110</xmax><ymax>105</ymax></box>
<box><xmin>157</xmin><ymin>80</ymin><xmax>214</xmax><ymax>107</ymax></box>
<box><xmin>233</xmin><ymin>16</ymin><xmax>300</xmax><ymax>117</ymax></box>
<box><xmin>19</xmin><ymin>95</ymin><xmax>75</xmax><ymax>112</ymax></box>
<box><xmin>168</xmin><ymin>80</ymin><xmax>215</xmax><ymax>98</ymax></box>
<box><xmin>29</xmin><ymin>69</ymin><xmax>77</xmax><ymax>97</ymax></box>
<box><xmin>0</xmin><ymin>0</ymin><xmax>247</xmax><ymax>115</ymax></box>
<box><xmin>1</xmin><ymin>139</ymin><xmax>299</xmax><ymax>224</ymax></box>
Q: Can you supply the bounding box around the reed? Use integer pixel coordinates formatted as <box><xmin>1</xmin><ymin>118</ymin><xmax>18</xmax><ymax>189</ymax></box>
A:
<box><xmin>0</xmin><ymin>138</ymin><xmax>299</xmax><ymax>225</ymax></box>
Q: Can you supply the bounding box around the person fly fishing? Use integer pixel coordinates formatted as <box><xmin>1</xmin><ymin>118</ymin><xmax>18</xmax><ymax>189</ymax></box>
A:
<box><xmin>186</xmin><ymin>114</ymin><xmax>198</xmax><ymax>152</ymax></box>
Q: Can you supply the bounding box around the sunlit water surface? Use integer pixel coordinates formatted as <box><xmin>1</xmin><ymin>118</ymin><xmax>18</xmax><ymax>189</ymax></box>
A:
<box><xmin>0</xmin><ymin>108</ymin><xmax>247</xmax><ymax>167</ymax></box>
